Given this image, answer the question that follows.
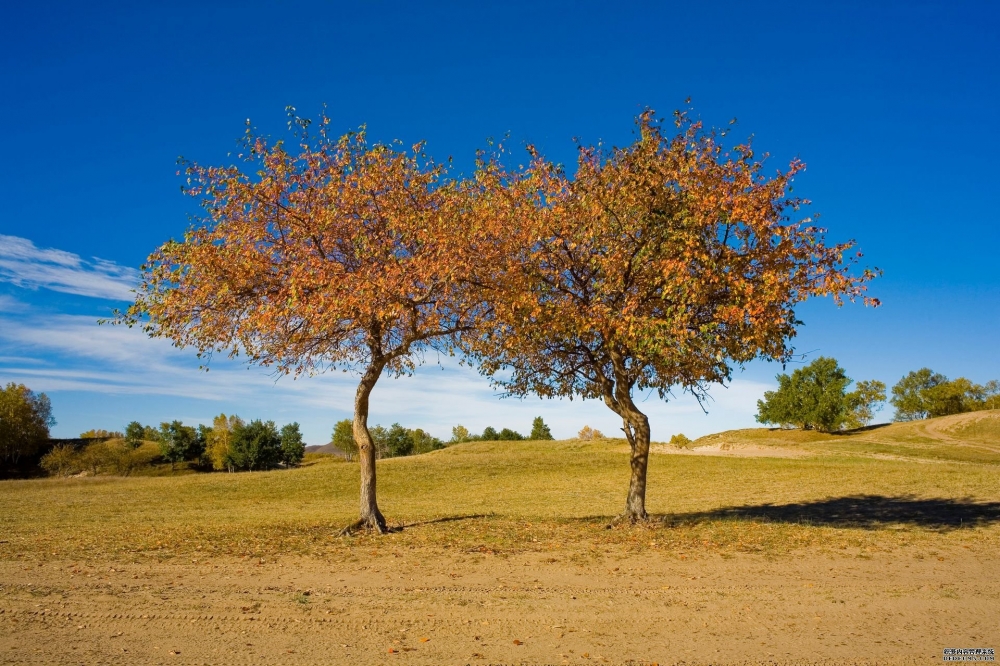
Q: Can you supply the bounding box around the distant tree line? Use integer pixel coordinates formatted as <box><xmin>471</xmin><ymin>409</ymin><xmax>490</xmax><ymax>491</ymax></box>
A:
<box><xmin>38</xmin><ymin>414</ymin><xmax>305</xmax><ymax>477</ymax></box>
<box><xmin>329</xmin><ymin>416</ymin><xmax>555</xmax><ymax>460</ymax></box>
<box><xmin>890</xmin><ymin>369</ymin><xmax>999</xmax><ymax>421</ymax></box>
<box><xmin>756</xmin><ymin>358</ymin><xmax>1000</xmax><ymax>432</ymax></box>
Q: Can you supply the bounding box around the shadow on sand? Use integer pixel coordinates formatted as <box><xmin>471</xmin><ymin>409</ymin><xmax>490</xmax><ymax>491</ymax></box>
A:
<box><xmin>658</xmin><ymin>494</ymin><xmax>1000</xmax><ymax>530</ymax></box>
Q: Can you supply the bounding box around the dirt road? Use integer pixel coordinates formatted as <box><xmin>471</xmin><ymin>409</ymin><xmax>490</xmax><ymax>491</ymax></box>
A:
<box><xmin>1</xmin><ymin>542</ymin><xmax>995</xmax><ymax>665</ymax></box>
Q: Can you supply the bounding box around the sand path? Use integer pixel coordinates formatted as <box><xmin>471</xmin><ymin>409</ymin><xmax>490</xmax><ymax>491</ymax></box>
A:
<box><xmin>2</xmin><ymin>543</ymin><xmax>996</xmax><ymax>665</ymax></box>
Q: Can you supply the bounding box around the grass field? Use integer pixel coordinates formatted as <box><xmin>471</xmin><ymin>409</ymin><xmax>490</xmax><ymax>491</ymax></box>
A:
<box><xmin>2</xmin><ymin>411</ymin><xmax>999</xmax><ymax>664</ymax></box>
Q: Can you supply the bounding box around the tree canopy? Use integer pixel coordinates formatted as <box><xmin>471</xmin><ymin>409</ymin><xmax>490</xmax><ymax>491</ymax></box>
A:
<box><xmin>755</xmin><ymin>357</ymin><xmax>886</xmax><ymax>432</ymax></box>
<box><xmin>0</xmin><ymin>383</ymin><xmax>55</xmax><ymax>466</ymax></box>
<box><xmin>121</xmin><ymin>111</ymin><xmax>493</xmax><ymax>531</ymax></box>
<box><xmin>464</xmin><ymin>110</ymin><xmax>879</xmax><ymax>520</ymax></box>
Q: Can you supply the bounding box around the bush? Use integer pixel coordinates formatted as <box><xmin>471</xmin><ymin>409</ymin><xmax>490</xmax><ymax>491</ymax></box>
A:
<box><xmin>669</xmin><ymin>433</ymin><xmax>692</xmax><ymax>448</ymax></box>
<box><xmin>79</xmin><ymin>429</ymin><xmax>123</xmax><ymax>439</ymax></box>
<box><xmin>39</xmin><ymin>444</ymin><xmax>80</xmax><ymax>477</ymax></box>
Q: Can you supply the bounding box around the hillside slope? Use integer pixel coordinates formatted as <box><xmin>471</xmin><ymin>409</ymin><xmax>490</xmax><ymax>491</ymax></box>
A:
<box><xmin>689</xmin><ymin>410</ymin><xmax>1000</xmax><ymax>464</ymax></box>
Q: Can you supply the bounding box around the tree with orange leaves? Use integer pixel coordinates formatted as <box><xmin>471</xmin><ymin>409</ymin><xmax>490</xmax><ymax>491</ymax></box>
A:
<box><xmin>118</xmin><ymin>111</ymin><xmax>487</xmax><ymax>532</ymax></box>
<box><xmin>465</xmin><ymin>109</ymin><xmax>880</xmax><ymax>523</ymax></box>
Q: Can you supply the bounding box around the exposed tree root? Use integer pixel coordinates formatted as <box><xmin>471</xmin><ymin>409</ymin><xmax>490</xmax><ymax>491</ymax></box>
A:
<box><xmin>606</xmin><ymin>510</ymin><xmax>651</xmax><ymax>529</ymax></box>
<box><xmin>337</xmin><ymin>512</ymin><xmax>391</xmax><ymax>536</ymax></box>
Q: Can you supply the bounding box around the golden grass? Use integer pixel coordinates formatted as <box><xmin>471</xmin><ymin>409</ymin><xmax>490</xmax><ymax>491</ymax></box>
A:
<box><xmin>3</xmin><ymin>412</ymin><xmax>999</xmax><ymax>563</ymax></box>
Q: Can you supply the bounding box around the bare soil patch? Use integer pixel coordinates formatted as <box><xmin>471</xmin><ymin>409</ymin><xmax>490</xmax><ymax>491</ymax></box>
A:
<box><xmin>2</xmin><ymin>540</ymin><xmax>996</xmax><ymax>665</ymax></box>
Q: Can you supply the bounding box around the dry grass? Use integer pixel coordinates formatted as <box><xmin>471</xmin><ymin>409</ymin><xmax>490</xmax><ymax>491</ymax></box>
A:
<box><xmin>2</xmin><ymin>412</ymin><xmax>999</xmax><ymax>563</ymax></box>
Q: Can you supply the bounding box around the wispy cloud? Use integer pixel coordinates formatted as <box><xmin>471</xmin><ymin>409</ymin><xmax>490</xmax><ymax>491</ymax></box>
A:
<box><xmin>0</xmin><ymin>235</ymin><xmax>138</xmax><ymax>301</ymax></box>
<box><xmin>0</xmin><ymin>311</ymin><xmax>770</xmax><ymax>441</ymax></box>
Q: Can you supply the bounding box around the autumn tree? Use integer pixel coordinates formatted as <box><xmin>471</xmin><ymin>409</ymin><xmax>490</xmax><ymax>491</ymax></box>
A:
<box><xmin>0</xmin><ymin>383</ymin><xmax>55</xmax><ymax>466</ymax></box>
<box><xmin>119</xmin><ymin>111</ymin><xmax>490</xmax><ymax>531</ymax></box>
<box><xmin>466</xmin><ymin>109</ymin><xmax>879</xmax><ymax>522</ymax></box>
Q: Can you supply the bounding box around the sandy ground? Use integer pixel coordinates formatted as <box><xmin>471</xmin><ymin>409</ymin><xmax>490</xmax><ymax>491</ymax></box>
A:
<box><xmin>1</xmin><ymin>543</ymin><xmax>996</xmax><ymax>665</ymax></box>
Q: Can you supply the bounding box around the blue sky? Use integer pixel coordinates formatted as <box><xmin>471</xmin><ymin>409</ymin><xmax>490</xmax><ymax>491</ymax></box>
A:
<box><xmin>1</xmin><ymin>1</ymin><xmax>998</xmax><ymax>443</ymax></box>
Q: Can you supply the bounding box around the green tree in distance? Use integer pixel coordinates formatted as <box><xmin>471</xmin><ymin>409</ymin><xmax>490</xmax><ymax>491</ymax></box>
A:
<box><xmin>756</xmin><ymin>357</ymin><xmax>885</xmax><ymax>432</ymax></box>
<box><xmin>331</xmin><ymin>419</ymin><xmax>358</xmax><ymax>461</ymax></box>
<box><xmin>530</xmin><ymin>416</ymin><xmax>553</xmax><ymax>440</ymax></box>
<box><xmin>229</xmin><ymin>419</ymin><xmax>282</xmax><ymax>471</ymax></box>
<box><xmin>280</xmin><ymin>422</ymin><xmax>305</xmax><ymax>465</ymax></box>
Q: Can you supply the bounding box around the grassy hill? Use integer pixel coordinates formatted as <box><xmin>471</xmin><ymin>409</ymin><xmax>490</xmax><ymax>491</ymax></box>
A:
<box><xmin>1</xmin><ymin>411</ymin><xmax>998</xmax><ymax>562</ymax></box>
<box><xmin>690</xmin><ymin>409</ymin><xmax>1000</xmax><ymax>465</ymax></box>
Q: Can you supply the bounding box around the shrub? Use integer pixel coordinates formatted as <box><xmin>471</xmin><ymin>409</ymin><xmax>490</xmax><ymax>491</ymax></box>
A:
<box><xmin>669</xmin><ymin>433</ymin><xmax>692</xmax><ymax>448</ymax></box>
<box><xmin>39</xmin><ymin>444</ymin><xmax>80</xmax><ymax>477</ymax></box>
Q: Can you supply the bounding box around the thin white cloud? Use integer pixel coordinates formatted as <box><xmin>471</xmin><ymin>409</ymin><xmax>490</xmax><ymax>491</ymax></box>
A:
<box><xmin>0</xmin><ymin>294</ymin><xmax>23</xmax><ymax>312</ymax></box>
<box><xmin>0</xmin><ymin>310</ymin><xmax>772</xmax><ymax>442</ymax></box>
<box><xmin>0</xmin><ymin>235</ymin><xmax>138</xmax><ymax>301</ymax></box>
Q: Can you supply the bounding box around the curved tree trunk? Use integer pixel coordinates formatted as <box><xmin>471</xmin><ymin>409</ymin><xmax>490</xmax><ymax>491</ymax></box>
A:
<box><xmin>352</xmin><ymin>362</ymin><xmax>387</xmax><ymax>533</ymax></box>
<box><xmin>621</xmin><ymin>408</ymin><xmax>651</xmax><ymax>521</ymax></box>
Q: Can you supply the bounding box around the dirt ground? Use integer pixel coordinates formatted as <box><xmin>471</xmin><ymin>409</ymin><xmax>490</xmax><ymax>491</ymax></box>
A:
<box><xmin>2</xmin><ymin>541</ymin><xmax>995</xmax><ymax>665</ymax></box>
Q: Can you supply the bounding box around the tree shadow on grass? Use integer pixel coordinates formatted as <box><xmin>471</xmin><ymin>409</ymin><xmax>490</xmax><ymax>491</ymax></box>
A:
<box><xmin>658</xmin><ymin>495</ymin><xmax>1000</xmax><ymax>530</ymax></box>
<box><xmin>397</xmin><ymin>514</ymin><xmax>492</xmax><ymax>529</ymax></box>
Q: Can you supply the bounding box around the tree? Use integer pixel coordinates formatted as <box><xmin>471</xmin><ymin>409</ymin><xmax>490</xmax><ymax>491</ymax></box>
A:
<box><xmin>450</xmin><ymin>424</ymin><xmax>471</xmax><ymax>443</ymax></box>
<box><xmin>80</xmin><ymin>429</ymin><xmax>123</xmax><ymax>439</ymax></box>
<box><xmin>124</xmin><ymin>421</ymin><xmax>145</xmax><ymax>448</ymax></box>
<box><xmin>530</xmin><ymin>416</ymin><xmax>554</xmax><ymax>440</ymax></box>
<box><xmin>229</xmin><ymin>419</ymin><xmax>282</xmax><ymax>471</ymax></box>
<box><xmin>756</xmin><ymin>357</ymin><xmax>853</xmax><ymax>432</ymax></box>
<box><xmin>480</xmin><ymin>426</ymin><xmax>499</xmax><ymax>441</ymax></box>
<box><xmin>577</xmin><ymin>426</ymin><xmax>604</xmax><ymax>441</ymax></box>
<box><xmin>206</xmin><ymin>413</ymin><xmax>243</xmax><ymax>471</ymax></box>
<box><xmin>369</xmin><ymin>424</ymin><xmax>390</xmax><ymax>458</ymax></box>
<box><xmin>39</xmin><ymin>444</ymin><xmax>79</xmax><ymax>477</ymax></box>
<box><xmin>331</xmin><ymin>419</ymin><xmax>358</xmax><ymax>461</ymax></box>
<box><xmin>0</xmin><ymin>383</ymin><xmax>55</xmax><ymax>466</ymax></box>
<box><xmin>384</xmin><ymin>423</ymin><xmax>413</xmax><ymax>457</ymax></box>
<box><xmin>891</xmin><ymin>369</ymin><xmax>999</xmax><ymax>421</ymax></box>
<box><xmin>497</xmin><ymin>428</ymin><xmax>524</xmax><ymax>441</ymax></box>
<box><xmin>119</xmin><ymin>112</ymin><xmax>490</xmax><ymax>532</ymax></box>
<box><xmin>280</xmin><ymin>422</ymin><xmax>305</xmax><ymax>465</ymax></box>
<box><xmin>891</xmin><ymin>369</ymin><xmax>947</xmax><ymax>421</ymax></box>
<box><xmin>466</xmin><ymin>109</ymin><xmax>878</xmax><ymax>522</ymax></box>
<box><xmin>409</xmin><ymin>428</ymin><xmax>444</xmax><ymax>453</ymax></box>
<box><xmin>845</xmin><ymin>379</ymin><xmax>887</xmax><ymax>428</ymax></box>
<box><xmin>158</xmin><ymin>420</ymin><xmax>201</xmax><ymax>469</ymax></box>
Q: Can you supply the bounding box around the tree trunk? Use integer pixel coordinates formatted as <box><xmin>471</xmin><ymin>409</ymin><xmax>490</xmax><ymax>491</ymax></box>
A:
<box><xmin>621</xmin><ymin>408</ymin><xmax>651</xmax><ymax>521</ymax></box>
<box><xmin>353</xmin><ymin>362</ymin><xmax>387</xmax><ymax>533</ymax></box>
